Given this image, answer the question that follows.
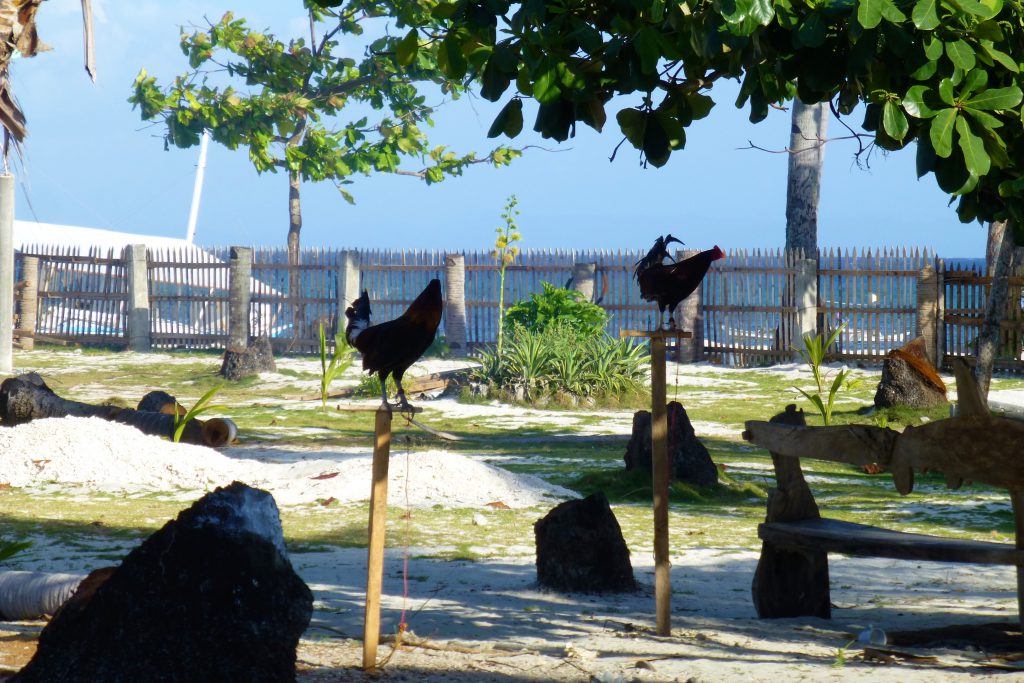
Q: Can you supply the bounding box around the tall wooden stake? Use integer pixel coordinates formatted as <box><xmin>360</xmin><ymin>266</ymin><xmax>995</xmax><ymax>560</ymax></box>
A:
<box><xmin>1011</xmin><ymin>489</ymin><xmax>1024</xmax><ymax>634</ymax></box>
<box><xmin>650</xmin><ymin>335</ymin><xmax>671</xmax><ymax>636</ymax></box>
<box><xmin>363</xmin><ymin>407</ymin><xmax>392</xmax><ymax>670</ymax></box>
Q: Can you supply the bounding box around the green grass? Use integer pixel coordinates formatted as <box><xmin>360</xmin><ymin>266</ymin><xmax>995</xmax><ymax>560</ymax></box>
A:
<box><xmin>4</xmin><ymin>346</ymin><xmax>1023</xmax><ymax>569</ymax></box>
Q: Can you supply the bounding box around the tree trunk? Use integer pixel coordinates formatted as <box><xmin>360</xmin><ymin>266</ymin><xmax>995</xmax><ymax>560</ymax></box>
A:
<box><xmin>975</xmin><ymin>220</ymin><xmax>1017</xmax><ymax>398</ymax></box>
<box><xmin>287</xmin><ymin>169</ymin><xmax>303</xmax><ymax>345</ymax></box>
<box><xmin>785</xmin><ymin>100</ymin><xmax>829</xmax><ymax>255</ymax></box>
<box><xmin>783</xmin><ymin>99</ymin><xmax>828</xmax><ymax>353</ymax></box>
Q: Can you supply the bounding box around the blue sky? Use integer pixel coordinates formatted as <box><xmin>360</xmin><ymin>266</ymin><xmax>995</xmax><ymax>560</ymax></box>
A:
<box><xmin>12</xmin><ymin>0</ymin><xmax>987</xmax><ymax>256</ymax></box>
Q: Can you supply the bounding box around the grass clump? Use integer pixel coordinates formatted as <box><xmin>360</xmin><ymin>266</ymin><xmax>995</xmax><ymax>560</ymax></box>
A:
<box><xmin>568</xmin><ymin>467</ymin><xmax>766</xmax><ymax>504</ymax></box>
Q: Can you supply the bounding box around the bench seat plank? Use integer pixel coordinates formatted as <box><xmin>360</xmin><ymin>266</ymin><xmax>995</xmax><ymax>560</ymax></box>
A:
<box><xmin>759</xmin><ymin>518</ymin><xmax>1024</xmax><ymax>566</ymax></box>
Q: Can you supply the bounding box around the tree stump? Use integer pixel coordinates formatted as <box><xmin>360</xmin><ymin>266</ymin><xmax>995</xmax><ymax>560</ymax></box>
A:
<box><xmin>534</xmin><ymin>492</ymin><xmax>635</xmax><ymax>593</ymax></box>
<box><xmin>624</xmin><ymin>402</ymin><xmax>718</xmax><ymax>486</ymax></box>
<box><xmin>220</xmin><ymin>335</ymin><xmax>276</xmax><ymax>381</ymax></box>
<box><xmin>874</xmin><ymin>336</ymin><xmax>947</xmax><ymax>409</ymax></box>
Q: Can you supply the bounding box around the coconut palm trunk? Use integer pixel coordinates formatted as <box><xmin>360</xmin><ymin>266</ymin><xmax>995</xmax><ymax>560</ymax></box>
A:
<box><xmin>975</xmin><ymin>220</ymin><xmax>1018</xmax><ymax>398</ymax></box>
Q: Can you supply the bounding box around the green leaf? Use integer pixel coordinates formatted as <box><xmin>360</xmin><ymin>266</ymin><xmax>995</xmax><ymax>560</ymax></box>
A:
<box><xmin>961</xmin><ymin>69</ymin><xmax>988</xmax><ymax>98</ymax></box>
<box><xmin>911</xmin><ymin>0</ymin><xmax>939</xmax><ymax>29</ymax></box>
<box><xmin>796</xmin><ymin>11</ymin><xmax>826</xmax><ymax>48</ymax></box>
<box><xmin>857</xmin><ymin>0</ymin><xmax>906</xmax><ymax>29</ymax></box>
<box><xmin>616</xmin><ymin>108</ymin><xmax>646</xmax><ymax>148</ymax></box>
<box><xmin>964</xmin><ymin>86</ymin><xmax>1023</xmax><ymax>111</ymax></box>
<box><xmin>643</xmin><ymin>115</ymin><xmax>672</xmax><ymax>167</ymax></box>
<box><xmin>979</xmin><ymin>45</ymin><xmax>1019</xmax><ymax>73</ymax></box>
<box><xmin>396</xmin><ymin>29</ymin><xmax>419</xmax><ymax>67</ymax></box>
<box><xmin>533</xmin><ymin>63</ymin><xmax>563</xmax><ymax>105</ymax></box>
<box><xmin>487</xmin><ymin>98</ymin><xmax>523</xmax><ymax>138</ymax></box>
<box><xmin>923</xmin><ymin>35</ymin><xmax>943</xmax><ymax>60</ymax></box>
<box><xmin>956</xmin><ymin>115</ymin><xmax>989</xmax><ymax>176</ymax></box>
<box><xmin>938</xmin><ymin>78</ymin><xmax>955</xmax><ymax>105</ymax></box>
<box><xmin>883</xmin><ymin>100</ymin><xmax>909</xmax><ymax>140</ymax></box>
<box><xmin>903</xmin><ymin>85</ymin><xmax>940</xmax><ymax>118</ymax></box>
<box><xmin>945</xmin><ymin>39</ymin><xmax>976</xmax><ymax>71</ymax></box>
<box><xmin>929</xmin><ymin>108</ymin><xmax>957</xmax><ymax>157</ymax></box>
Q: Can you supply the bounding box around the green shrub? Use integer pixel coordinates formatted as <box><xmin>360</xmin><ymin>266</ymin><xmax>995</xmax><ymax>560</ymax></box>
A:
<box><xmin>354</xmin><ymin>373</ymin><xmax>397</xmax><ymax>399</ymax></box>
<box><xmin>472</xmin><ymin>323</ymin><xmax>648</xmax><ymax>405</ymax></box>
<box><xmin>503</xmin><ymin>282</ymin><xmax>607</xmax><ymax>338</ymax></box>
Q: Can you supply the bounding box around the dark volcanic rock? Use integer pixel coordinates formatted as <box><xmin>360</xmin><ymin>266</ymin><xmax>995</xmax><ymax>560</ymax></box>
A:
<box><xmin>625</xmin><ymin>402</ymin><xmax>719</xmax><ymax>486</ymax></box>
<box><xmin>220</xmin><ymin>335</ymin><xmax>276</xmax><ymax>381</ymax></box>
<box><xmin>13</xmin><ymin>482</ymin><xmax>313</xmax><ymax>683</ymax></box>
<box><xmin>534</xmin><ymin>492</ymin><xmax>635</xmax><ymax>593</ymax></box>
<box><xmin>875</xmin><ymin>336</ymin><xmax>947</xmax><ymax>409</ymax></box>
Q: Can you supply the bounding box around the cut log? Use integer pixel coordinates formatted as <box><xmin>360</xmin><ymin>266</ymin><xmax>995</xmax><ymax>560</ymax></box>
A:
<box><xmin>0</xmin><ymin>374</ymin><xmax>204</xmax><ymax>444</ymax></box>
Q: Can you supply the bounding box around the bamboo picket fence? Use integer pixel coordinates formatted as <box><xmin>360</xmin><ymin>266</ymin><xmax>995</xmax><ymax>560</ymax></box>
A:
<box><xmin>14</xmin><ymin>244</ymin><xmax>1024</xmax><ymax>370</ymax></box>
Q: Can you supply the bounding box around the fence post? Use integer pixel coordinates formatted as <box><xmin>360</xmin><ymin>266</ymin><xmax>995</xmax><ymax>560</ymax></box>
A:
<box><xmin>570</xmin><ymin>261</ymin><xmax>596</xmax><ymax>301</ymax></box>
<box><xmin>936</xmin><ymin>258</ymin><xmax>945</xmax><ymax>365</ymax></box>
<box><xmin>444</xmin><ymin>253</ymin><xmax>467</xmax><ymax>356</ymax></box>
<box><xmin>677</xmin><ymin>249</ymin><xmax>704</xmax><ymax>362</ymax></box>
<box><xmin>337</xmin><ymin>250</ymin><xmax>361</xmax><ymax>325</ymax></box>
<box><xmin>16</xmin><ymin>255</ymin><xmax>38</xmax><ymax>351</ymax></box>
<box><xmin>125</xmin><ymin>244</ymin><xmax>151</xmax><ymax>352</ymax></box>
<box><xmin>228</xmin><ymin>246</ymin><xmax>252</xmax><ymax>349</ymax></box>
<box><xmin>916</xmin><ymin>263</ymin><xmax>940</xmax><ymax>366</ymax></box>
<box><xmin>0</xmin><ymin>174</ymin><xmax>12</xmax><ymax>373</ymax></box>
<box><xmin>793</xmin><ymin>257</ymin><xmax>818</xmax><ymax>360</ymax></box>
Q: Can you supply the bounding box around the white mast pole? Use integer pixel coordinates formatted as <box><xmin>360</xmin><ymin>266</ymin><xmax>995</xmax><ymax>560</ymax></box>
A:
<box><xmin>185</xmin><ymin>130</ymin><xmax>210</xmax><ymax>244</ymax></box>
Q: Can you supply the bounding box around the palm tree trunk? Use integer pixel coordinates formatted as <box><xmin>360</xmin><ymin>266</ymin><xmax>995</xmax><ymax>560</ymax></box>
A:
<box><xmin>975</xmin><ymin>220</ymin><xmax>1017</xmax><ymax>398</ymax></box>
<box><xmin>785</xmin><ymin>100</ymin><xmax>829</xmax><ymax>255</ymax></box>
<box><xmin>287</xmin><ymin>169</ymin><xmax>303</xmax><ymax>346</ymax></box>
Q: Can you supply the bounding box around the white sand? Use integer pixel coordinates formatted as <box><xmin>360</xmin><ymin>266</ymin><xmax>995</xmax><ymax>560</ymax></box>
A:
<box><xmin>0</xmin><ymin>417</ymin><xmax>572</xmax><ymax>508</ymax></box>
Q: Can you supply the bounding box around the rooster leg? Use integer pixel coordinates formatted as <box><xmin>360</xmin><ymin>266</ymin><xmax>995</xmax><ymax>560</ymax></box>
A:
<box><xmin>394</xmin><ymin>377</ymin><xmax>413</xmax><ymax>412</ymax></box>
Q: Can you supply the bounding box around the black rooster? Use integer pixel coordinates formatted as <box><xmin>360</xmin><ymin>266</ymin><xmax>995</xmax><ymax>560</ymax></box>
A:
<box><xmin>345</xmin><ymin>279</ymin><xmax>443</xmax><ymax>410</ymax></box>
<box><xmin>635</xmin><ymin>244</ymin><xmax>724</xmax><ymax>329</ymax></box>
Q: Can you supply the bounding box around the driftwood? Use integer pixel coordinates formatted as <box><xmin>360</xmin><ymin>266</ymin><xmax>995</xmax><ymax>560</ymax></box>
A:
<box><xmin>0</xmin><ymin>374</ymin><xmax>235</xmax><ymax>447</ymax></box>
<box><xmin>283</xmin><ymin>367</ymin><xmax>469</xmax><ymax>402</ymax></box>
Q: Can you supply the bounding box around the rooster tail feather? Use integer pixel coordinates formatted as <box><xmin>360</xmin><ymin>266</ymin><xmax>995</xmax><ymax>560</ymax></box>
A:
<box><xmin>345</xmin><ymin>290</ymin><xmax>371</xmax><ymax>344</ymax></box>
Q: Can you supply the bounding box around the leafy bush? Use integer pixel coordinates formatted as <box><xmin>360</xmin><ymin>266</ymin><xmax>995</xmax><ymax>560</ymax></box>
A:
<box><xmin>354</xmin><ymin>373</ymin><xmax>397</xmax><ymax>399</ymax></box>
<box><xmin>472</xmin><ymin>322</ymin><xmax>648</xmax><ymax>405</ymax></box>
<box><xmin>503</xmin><ymin>282</ymin><xmax>607</xmax><ymax>338</ymax></box>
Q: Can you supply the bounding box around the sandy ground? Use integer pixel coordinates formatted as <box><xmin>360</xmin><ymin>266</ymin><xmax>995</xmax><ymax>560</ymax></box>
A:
<box><xmin>1</xmin><ymin>356</ymin><xmax>1022</xmax><ymax>681</ymax></box>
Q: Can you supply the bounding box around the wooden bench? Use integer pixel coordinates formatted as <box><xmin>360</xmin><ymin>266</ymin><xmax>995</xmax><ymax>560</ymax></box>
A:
<box><xmin>743</xmin><ymin>401</ymin><xmax>1024</xmax><ymax>628</ymax></box>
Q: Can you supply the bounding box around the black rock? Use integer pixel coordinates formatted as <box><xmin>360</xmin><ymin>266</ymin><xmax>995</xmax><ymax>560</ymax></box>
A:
<box><xmin>874</xmin><ymin>339</ymin><xmax>947</xmax><ymax>409</ymax></box>
<box><xmin>13</xmin><ymin>482</ymin><xmax>313</xmax><ymax>683</ymax></box>
<box><xmin>220</xmin><ymin>335</ymin><xmax>276</xmax><ymax>381</ymax></box>
<box><xmin>625</xmin><ymin>402</ymin><xmax>719</xmax><ymax>487</ymax></box>
<box><xmin>534</xmin><ymin>492</ymin><xmax>635</xmax><ymax>593</ymax></box>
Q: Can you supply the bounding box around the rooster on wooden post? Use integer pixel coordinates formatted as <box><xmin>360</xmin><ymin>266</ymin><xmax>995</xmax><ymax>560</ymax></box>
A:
<box><xmin>635</xmin><ymin>235</ymin><xmax>724</xmax><ymax>329</ymax></box>
<box><xmin>345</xmin><ymin>278</ymin><xmax>443</xmax><ymax>411</ymax></box>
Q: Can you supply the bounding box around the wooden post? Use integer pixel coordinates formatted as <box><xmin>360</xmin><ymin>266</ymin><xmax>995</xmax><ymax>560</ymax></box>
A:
<box><xmin>444</xmin><ymin>253</ymin><xmax>467</xmax><ymax>356</ymax></box>
<box><xmin>337</xmin><ymin>250</ymin><xmax>361</xmax><ymax>322</ymax></box>
<box><xmin>650</xmin><ymin>334</ymin><xmax>671</xmax><ymax>636</ymax></box>
<box><xmin>916</xmin><ymin>264</ymin><xmax>939</xmax><ymax>366</ymax></box>
<box><xmin>677</xmin><ymin>249</ymin><xmax>704</xmax><ymax>363</ymax></box>
<box><xmin>363</xmin><ymin>407</ymin><xmax>392</xmax><ymax>671</ymax></box>
<box><xmin>0</xmin><ymin>174</ymin><xmax>12</xmax><ymax>373</ymax></box>
<box><xmin>125</xmin><ymin>244</ymin><xmax>151</xmax><ymax>352</ymax></box>
<box><xmin>621</xmin><ymin>329</ymin><xmax>690</xmax><ymax>636</ymax></box>
<box><xmin>570</xmin><ymin>261</ymin><xmax>596</xmax><ymax>302</ymax></box>
<box><xmin>793</xmin><ymin>258</ymin><xmax>817</xmax><ymax>360</ymax></box>
<box><xmin>936</xmin><ymin>258</ymin><xmax>946</xmax><ymax>366</ymax></box>
<box><xmin>1010</xmin><ymin>489</ymin><xmax>1024</xmax><ymax>634</ymax></box>
<box><xmin>228</xmin><ymin>246</ymin><xmax>252</xmax><ymax>349</ymax></box>
<box><xmin>16</xmin><ymin>255</ymin><xmax>38</xmax><ymax>351</ymax></box>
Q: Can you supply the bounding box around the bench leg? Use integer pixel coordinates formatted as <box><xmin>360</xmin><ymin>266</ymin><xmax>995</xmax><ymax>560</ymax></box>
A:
<box><xmin>752</xmin><ymin>542</ymin><xmax>830</xmax><ymax>619</ymax></box>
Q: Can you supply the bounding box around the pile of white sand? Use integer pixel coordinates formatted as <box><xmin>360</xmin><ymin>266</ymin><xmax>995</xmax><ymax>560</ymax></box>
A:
<box><xmin>0</xmin><ymin>417</ymin><xmax>573</xmax><ymax>508</ymax></box>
